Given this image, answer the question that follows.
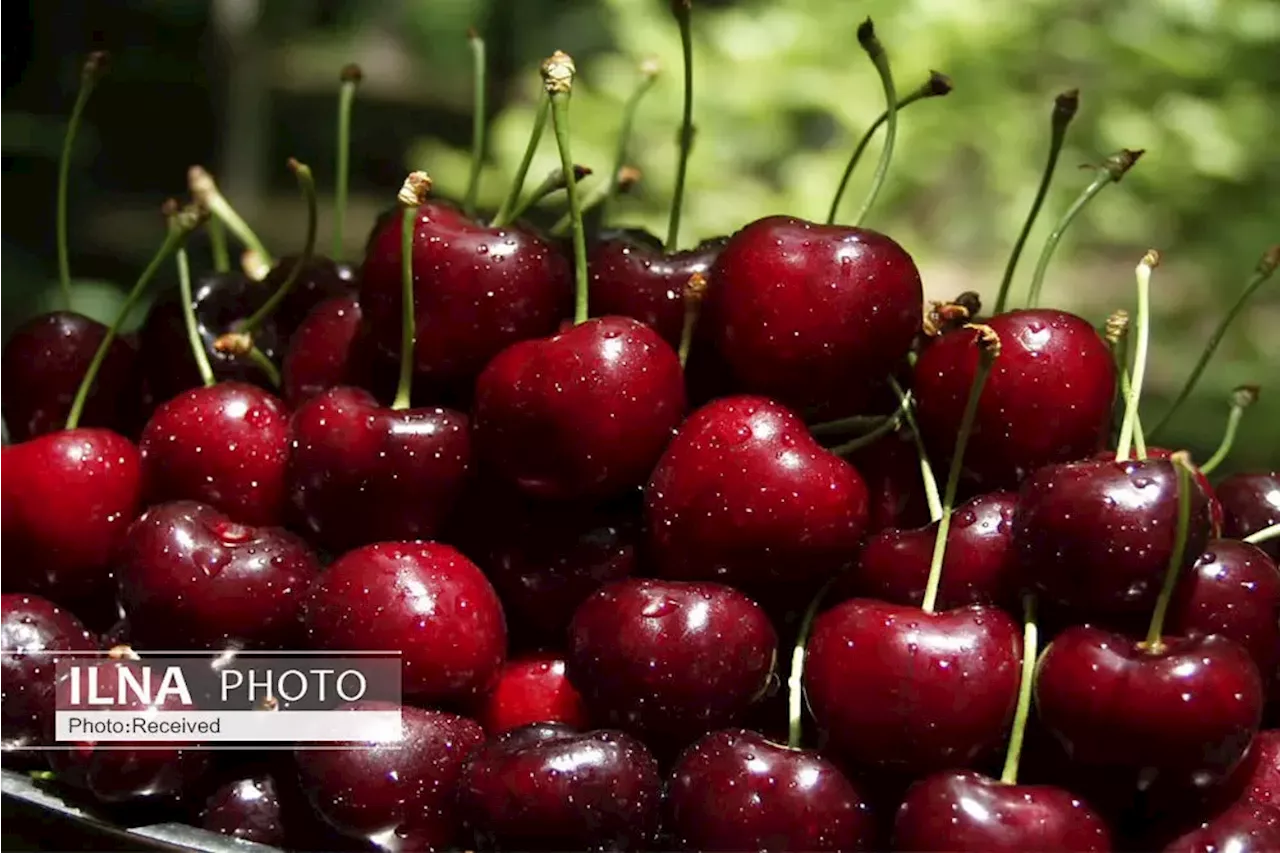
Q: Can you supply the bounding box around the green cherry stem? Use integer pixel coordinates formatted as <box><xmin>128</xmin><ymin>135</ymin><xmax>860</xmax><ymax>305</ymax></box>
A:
<box><xmin>1116</xmin><ymin>251</ymin><xmax>1158</xmax><ymax>463</ymax></box>
<box><xmin>57</xmin><ymin>52</ymin><xmax>109</xmax><ymax>309</ymax></box>
<box><xmin>1106</xmin><ymin>310</ymin><xmax>1147</xmax><ymax>459</ymax></box>
<box><xmin>490</xmin><ymin>96</ymin><xmax>550</xmax><ymax>229</ymax></box>
<box><xmin>510</xmin><ymin>164</ymin><xmax>592</xmax><ymax>224</ymax></box>
<box><xmin>463</xmin><ymin>29</ymin><xmax>488</xmax><ymax>219</ymax></box>
<box><xmin>333</xmin><ymin>63</ymin><xmax>362</xmax><ymax>261</ymax></box>
<box><xmin>245</xmin><ymin>347</ymin><xmax>280</xmax><ymax>388</ymax></box>
<box><xmin>551</xmin><ymin>166</ymin><xmax>640</xmax><ymax>237</ymax></box>
<box><xmin>393</xmin><ymin>172</ymin><xmax>432</xmax><ymax>411</ymax></box>
<box><xmin>1200</xmin><ymin>385</ymin><xmax>1260</xmax><ymax>475</ymax></box>
<box><xmin>188</xmin><ymin>165</ymin><xmax>275</xmax><ymax>270</ymax></box>
<box><xmin>787</xmin><ymin>578</ymin><xmax>836</xmax><ymax>749</ymax></box>
<box><xmin>992</xmin><ymin>89</ymin><xmax>1080</xmax><ymax>315</ymax></box>
<box><xmin>207</xmin><ymin>217</ymin><xmax>231</xmax><ymax>273</ymax></box>
<box><xmin>999</xmin><ymin>595</ymin><xmax>1039</xmax><ymax>785</ymax></box>
<box><xmin>666</xmin><ymin>0</ymin><xmax>695</xmax><ymax>252</ymax></box>
<box><xmin>829</xmin><ymin>405</ymin><xmax>908</xmax><ymax>456</ymax></box>
<box><xmin>174</xmin><ymin>214</ymin><xmax>215</xmax><ymax>389</ymax></box>
<box><xmin>1149</xmin><ymin>245</ymin><xmax>1280</xmax><ymax>439</ymax></box>
<box><xmin>602</xmin><ymin>59</ymin><xmax>659</xmax><ymax>225</ymax></box>
<box><xmin>543</xmin><ymin>51</ymin><xmax>588</xmax><ymax>325</ymax></box>
<box><xmin>66</xmin><ymin>204</ymin><xmax>204</xmax><ymax>430</ymax></box>
<box><xmin>234</xmin><ymin>159</ymin><xmax>317</xmax><ymax>338</ymax></box>
<box><xmin>1025</xmin><ymin>148</ymin><xmax>1143</xmax><ymax>308</ymax></box>
<box><xmin>1143</xmin><ymin>451</ymin><xmax>1195</xmax><ymax>652</ymax></box>
<box><xmin>921</xmin><ymin>325</ymin><xmax>1001</xmax><ymax>614</ymax></box>
<box><xmin>1244</xmin><ymin>522</ymin><xmax>1280</xmax><ymax>546</ymax></box>
<box><xmin>889</xmin><ymin>376</ymin><xmax>943</xmax><ymax>522</ymax></box>
<box><xmin>851</xmin><ymin>19</ymin><xmax>899</xmax><ymax>228</ymax></box>
<box><xmin>826</xmin><ymin>70</ymin><xmax>951</xmax><ymax>226</ymax></box>
<box><xmin>677</xmin><ymin>272</ymin><xmax>707</xmax><ymax>368</ymax></box>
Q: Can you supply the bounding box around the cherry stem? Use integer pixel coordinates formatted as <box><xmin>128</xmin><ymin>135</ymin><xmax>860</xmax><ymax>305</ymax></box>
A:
<box><xmin>678</xmin><ymin>272</ymin><xmax>707</xmax><ymax>368</ymax></box>
<box><xmin>992</xmin><ymin>90</ymin><xmax>1079</xmax><ymax>315</ymax></box>
<box><xmin>1201</xmin><ymin>385</ymin><xmax>1259</xmax><ymax>475</ymax></box>
<box><xmin>551</xmin><ymin>167</ymin><xmax>639</xmax><ymax>237</ymax></box>
<box><xmin>333</xmin><ymin>63</ymin><xmax>362</xmax><ymax>261</ymax></box>
<box><xmin>511</xmin><ymin>164</ymin><xmax>592</xmax><ymax>224</ymax></box>
<box><xmin>245</xmin><ymin>346</ymin><xmax>280</xmax><ymax>388</ymax></box>
<box><xmin>393</xmin><ymin>172</ymin><xmax>432</xmax><ymax>411</ymax></box>
<box><xmin>207</xmin><ymin>217</ymin><xmax>231</xmax><ymax>273</ymax></box>
<box><xmin>1104</xmin><ymin>309</ymin><xmax>1143</xmax><ymax>453</ymax></box>
<box><xmin>810</xmin><ymin>409</ymin><xmax>900</xmax><ymax>437</ymax></box>
<box><xmin>66</xmin><ymin>205</ymin><xmax>203</xmax><ymax>429</ymax></box>
<box><xmin>490</xmin><ymin>96</ymin><xmax>549</xmax><ymax>229</ymax></box>
<box><xmin>787</xmin><ymin>578</ymin><xmax>836</xmax><ymax>749</ymax></box>
<box><xmin>1149</xmin><ymin>245</ymin><xmax>1279</xmax><ymax>440</ymax></box>
<box><xmin>922</xmin><ymin>325</ymin><xmax>1001</xmax><ymax>614</ymax></box>
<box><xmin>826</xmin><ymin>70</ymin><xmax>950</xmax><ymax>226</ymax></box>
<box><xmin>188</xmin><ymin>166</ymin><xmax>275</xmax><ymax>270</ymax></box>
<box><xmin>889</xmin><ymin>376</ymin><xmax>943</xmax><ymax>522</ymax></box>
<box><xmin>603</xmin><ymin>60</ymin><xmax>659</xmax><ymax>225</ymax></box>
<box><xmin>1244</xmin><ymin>522</ymin><xmax>1280</xmax><ymax>546</ymax></box>
<box><xmin>1116</xmin><ymin>250</ymin><xmax>1158</xmax><ymax>462</ymax></box>
<box><xmin>1025</xmin><ymin>149</ymin><xmax>1143</xmax><ymax>308</ymax></box>
<box><xmin>238</xmin><ymin>159</ymin><xmax>316</xmax><ymax>336</ymax></box>
<box><xmin>851</xmin><ymin>19</ymin><xmax>899</xmax><ymax>228</ymax></box>
<box><xmin>999</xmin><ymin>595</ymin><xmax>1039</xmax><ymax>785</ymax></box>
<box><xmin>665</xmin><ymin>0</ymin><xmax>695</xmax><ymax>252</ymax></box>
<box><xmin>1143</xmin><ymin>451</ymin><xmax>1194</xmax><ymax>651</ymax></box>
<box><xmin>57</xmin><ymin>52</ymin><xmax>109</xmax><ymax>310</ymax></box>
<box><xmin>543</xmin><ymin>52</ymin><xmax>588</xmax><ymax>325</ymax></box>
<box><xmin>829</xmin><ymin>397</ymin><xmax>911</xmax><ymax>455</ymax></box>
<box><xmin>463</xmin><ymin>29</ymin><xmax>488</xmax><ymax>219</ymax></box>
<box><xmin>176</xmin><ymin>233</ymin><xmax>215</xmax><ymax>389</ymax></box>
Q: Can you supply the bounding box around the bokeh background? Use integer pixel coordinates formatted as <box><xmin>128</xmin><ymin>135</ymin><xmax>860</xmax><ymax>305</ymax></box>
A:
<box><xmin>3</xmin><ymin>0</ymin><xmax>1277</xmax><ymax>468</ymax></box>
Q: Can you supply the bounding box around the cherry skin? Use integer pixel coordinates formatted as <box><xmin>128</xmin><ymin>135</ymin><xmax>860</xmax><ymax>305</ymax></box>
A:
<box><xmin>475</xmin><ymin>653</ymin><xmax>589</xmax><ymax>736</ymax></box>
<box><xmin>665</xmin><ymin>728</ymin><xmax>877</xmax><ymax>852</ymax></box>
<box><xmin>1</xmin><ymin>594</ymin><xmax>96</xmax><ymax>754</ymax></box>
<box><xmin>1</xmin><ymin>311</ymin><xmax>140</xmax><ymax>442</ymax></box>
<box><xmin>701</xmin><ymin>215</ymin><xmax>922</xmax><ymax>412</ymax></box>
<box><xmin>1237</xmin><ymin>730</ymin><xmax>1280</xmax><ymax>810</ymax></box>
<box><xmin>844</xmin><ymin>429</ymin><xmax>933</xmax><ymax>534</ymax></box>
<box><xmin>116</xmin><ymin>500</ymin><xmax>319</xmax><ymax>651</ymax></box>
<box><xmin>139</xmin><ymin>381</ymin><xmax>291</xmax><ymax>526</ymax></box>
<box><xmin>1035</xmin><ymin>626</ymin><xmax>1263</xmax><ymax>792</ymax></box>
<box><xmin>360</xmin><ymin>199</ymin><xmax>572</xmax><ymax>395</ymax></box>
<box><xmin>287</xmin><ymin>386</ymin><xmax>471</xmax><ymax>554</ymax></box>
<box><xmin>1015</xmin><ymin>456</ymin><xmax>1212</xmax><ymax>617</ymax></box>
<box><xmin>302</xmin><ymin>542</ymin><xmax>506</xmax><ymax>705</ymax></box>
<box><xmin>803</xmin><ymin>599</ymin><xmax>1022</xmax><ymax>777</ymax></box>
<box><xmin>472</xmin><ymin>315</ymin><xmax>686</xmax><ymax>501</ymax></box>
<box><xmin>1143</xmin><ymin>447</ymin><xmax>1224</xmax><ymax>535</ymax></box>
<box><xmin>646</xmin><ymin>396</ymin><xmax>869</xmax><ymax>599</ymax></box>
<box><xmin>587</xmin><ymin>229</ymin><xmax>726</xmax><ymax>347</ymax></box>
<box><xmin>1161</xmin><ymin>801</ymin><xmax>1280</xmax><ymax>853</ymax></box>
<box><xmin>566</xmin><ymin>579</ymin><xmax>777</xmax><ymax>751</ymax></box>
<box><xmin>839</xmin><ymin>491</ymin><xmax>1019</xmax><ymax>610</ymax></box>
<box><xmin>294</xmin><ymin>702</ymin><xmax>485</xmax><ymax>851</ymax></box>
<box><xmin>457</xmin><ymin>722</ymin><xmax>662</xmax><ymax>851</ymax></box>
<box><xmin>914</xmin><ymin>308</ymin><xmax>1116</xmax><ymax>489</ymax></box>
<box><xmin>892</xmin><ymin>769</ymin><xmax>1112</xmax><ymax>852</ymax></box>
<box><xmin>259</xmin><ymin>253</ymin><xmax>356</xmax><ymax>342</ymax></box>
<box><xmin>196</xmin><ymin>767</ymin><xmax>347</xmax><ymax>849</ymax></box>
<box><xmin>1217</xmin><ymin>471</ymin><xmax>1280</xmax><ymax>560</ymax></box>
<box><xmin>281</xmin><ymin>293</ymin><xmax>374</xmax><ymax>408</ymax></box>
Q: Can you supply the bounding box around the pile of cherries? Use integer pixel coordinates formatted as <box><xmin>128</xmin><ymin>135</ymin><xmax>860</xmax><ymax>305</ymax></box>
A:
<box><xmin>4</xmin><ymin>11</ymin><xmax>1280</xmax><ymax>853</ymax></box>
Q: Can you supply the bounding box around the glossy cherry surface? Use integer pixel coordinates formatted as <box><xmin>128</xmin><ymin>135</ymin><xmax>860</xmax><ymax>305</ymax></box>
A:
<box><xmin>914</xmin><ymin>308</ymin><xmax>1116</xmax><ymax>489</ymax></box>
<box><xmin>1161</xmin><ymin>801</ymin><xmax>1280</xmax><ymax>853</ymax></box>
<box><xmin>472</xmin><ymin>315</ymin><xmax>686</xmax><ymax>501</ymax></box>
<box><xmin>1217</xmin><ymin>471</ymin><xmax>1280</xmax><ymax>560</ymax></box>
<box><xmin>1</xmin><ymin>594</ymin><xmax>96</xmax><ymax>752</ymax></box>
<box><xmin>475</xmin><ymin>653</ymin><xmax>589</xmax><ymax>735</ymax></box>
<box><xmin>259</xmin><ymin>254</ymin><xmax>355</xmax><ymax>341</ymax></box>
<box><xmin>1237</xmin><ymin>730</ymin><xmax>1280</xmax><ymax>810</ymax></box>
<box><xmin>665</xmin><ymin>728</ymin><xmax>877</xmax><ymax>852</ymax></box>
<box><xmin>844</xmin><ymin>429</ymin><xmax>932</xmax><ymax>534</ymax></box>
<box><xmin>302</xmin><ymin>542</ymin><xmax>506</xmax><ymax>705</ymax></box>
<box><xmin>197</xmin><ymin>769</ymin><xmax>344</xmax><ymax>848</ymax></box>
<box><xmin>281</xmin><ymin>293</ymin><xmax>372</xmax><ymax>408</ymax></box>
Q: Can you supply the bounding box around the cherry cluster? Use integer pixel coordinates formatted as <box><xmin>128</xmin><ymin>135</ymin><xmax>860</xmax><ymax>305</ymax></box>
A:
<box><xmin>3</xmin><ymin>11</ymin><xmax>1279</xmax><ymax>853</ymax></box>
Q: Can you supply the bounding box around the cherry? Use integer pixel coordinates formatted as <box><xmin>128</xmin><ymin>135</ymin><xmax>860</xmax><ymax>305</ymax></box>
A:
<box><xmin>1160</xmin><ymin>801</ymin><xmax>1280</xmax><ymax>853</ymax></box>
<box><xmin>1217</xmin><ymin>471</ymin><xmax>1280</xmax><ymax>560</ymax></box>
<box><xmin>892</xmin><ymin>769</ymin><xmax>1112</xmax><ymax>852</ymax></box>
<box><xmin>665</xmin><ymin>728</ymin><xmax>877</xmax><ymax>851</ymax></box>
<box><xmin>280</xmin><ymin>293</ymin><xmax>371</xmax><ymax>407</ymax></box>
<box><xmin>645</xmin><ymin>396</ymin><xmax>869</xmax><ymax>598</ymax></box>
<box><xmin>844</xmin><ymin>429</ymin><xmax>932</xmax><ymax>534</ymax></box>
<box><xmin>566</xmin><ymin>578</ymin><xmax>777</xmax><ymax>751</ymax></box>
<box><xmin>1142</xmin><ymin>446</ymin><xmax>1224</xmax><ymax>536</ymax></box>
<box><xmin>258</xmin><ymin>254</ymin><xmax>355</xmax><ymax>342</ymax></box>
<box><xmin>302</xmin><ymin>542</ymin><xmax>506</xmax><ymax>706</ymax></box>
<box><xmin>457</xmin><ymin>722</ymin><xmax>662</xmax><ymax>851</ymax></box>
<box><xmin>1237</xmin><ymin>730</ymin><xmax>1280</xmax><ymax>810</ymax></box>
<box><xmin>196</xmin><ymin>765</ymin><xmax>354</xmax><ymax>849</ymax></box>
<box><xmin>116</xmin><ymin>500</ymin><xmax>319</xmax><ymax>651</ymax></box>
<box><xmin>294</xmin><ymin>702</ymin><xmax>485</xmax><ymax>851</ymax></box>
<box><xmin>475</xmin><ymin>653</ymin><xmax>589</xmax><ymax>736</ymax></box>
<box><xmin>139</xmin><ymin>381</ymin><xmax>291</xmax><ymax>526</ymax></box>
<box><xmin>1</xmin><ymin>593</ymin><xmax>96</xmax><ymax>754</ymax></box>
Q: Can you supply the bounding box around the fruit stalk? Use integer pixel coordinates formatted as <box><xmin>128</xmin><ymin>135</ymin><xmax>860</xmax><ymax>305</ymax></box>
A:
<box><xmin>1116</xmin><ymin>251</ymin><xmax>1158</xmax><ymax>462</ymax></box>
<box><xmin>57</xmin><ymin>51</ymin><xmax>109</xmax><ymax>309</ymax></box>
<box><xmin>207</xmin><ymin>217</ymin><xmax>230</xmax><ymax>273</ymax></box>
<box><xmin>1201</xmin><ymin>385</ymin><xmax>1260</xmax><ymax>475</ymax></box>
<box><xmin>393</xmin><ymin>172</ymin><xmax>433</xmax><ymax>410</ymax></box>
<box><xmin>1142</xmin><ymin>451</ymin><xmax>1194</xmax><ymax>651</ymax></box>
<box><xmin>542</xmin><ymin>51</ymin><xmax>589</xmax><ymax>325</ymax></box>
<box><xmin>999</xmin><ymin>595</ymin><xmax>1038</xmax><ymax>785</ymax></box>
<box><xmin>1244</xmin><ymin>522</ymin><xmax>1280</xmax><ymax>546</ymax></box>
<box><xmin>602</xmin><ymin>59</ymin><xmax>659</xmax><ymax>225</ymax></box>
<box><xmin>1105</xmin><ymin>309</ymin><xmax>1146</xmax><ymax>458</ymax></box>
<box><xmin>490</xmin><ymin>96</ymin><xmax>550</xmax><ymax>229</ymax></box>
<box><xmin>851</xmin><ymin>19</ymin><xmax>899</xmax><ymax>228</ymax></box>
<box><xmin>188</xmin><ymin>165</ymin><xmax>275</xmax><ymax>270</ymax></box>
<box><xmin>510</xmin><ymin>164</ymin><xmax>592</xmax><ymax>224</ymax></box>
<box><xmin>235</xmin><ymin>159</ymin><xmax>317</xmax><ymax>337</ymax></box>
<box><xmin>890</xmin><ymin>377</ymin><xmax>943</xmax><ymax>522</ymax></box>
<box><xmin>333</xmin><ymin>63</ymin><xmax>362</xmax><ymax>261</ymax></box>
<box><xmin>678</xmin><ymin>272</ymin><xmax>707</xmax><ymax>367</ymax></box>
<box><xmin>463</xmin><ymin>29</ymin><xmax>488</xmax><ymax>219</ymax></box>
<box><xmin>551</xmin><ymin>166</ymin><xmax>640</xmax><ymax>236</ymax></box>
<box><xmin>173</xmin><ymin>206</ymin><xmax>216</xmax><ymax>389</ymax></box>
<box><xmin>666</xmin><ymin>0</ymin><xmax>695</xmax><ymax>252</ymax></box>
<box><xmin>828</xmin><ymin>395</ymin><xmax>912</xmax><ymax>455</ymax></box>
<box><xmin>787</xmin><ymin>578</ymin><xmax>836</xmax><ymax>748</ymax></box>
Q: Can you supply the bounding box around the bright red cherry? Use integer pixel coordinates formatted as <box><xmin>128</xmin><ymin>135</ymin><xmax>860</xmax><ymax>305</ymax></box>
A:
<box><xmin>475</xmin><ymin>653</ymin><xmax>589</xmax><ymax>735</ymax></box>
<box><xmin>1160</xmin><ymin>801</ymin><xmax>1280</xmax><ymax>853</ymax></box>
<box><xmin>281</xmin><ymin>293</ymin><xmax>370</xmax><ymax>408</ymax></box>
<box><xmin>1217</xmin><ymin>471</ymin><xmax>1280</xmax><ymax>560</ymax></box>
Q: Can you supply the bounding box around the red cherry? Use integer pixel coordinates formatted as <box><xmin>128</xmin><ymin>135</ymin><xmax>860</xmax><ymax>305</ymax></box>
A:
<box><xmin>844</xmin><ymin>429</ymin><xmax>933</xmax><ymax>534</ymax></box>
<box><xmin>197</xmin><ymin>767</ymin><xmax>347</xmax><ymax>849</ymax></box>
<box><xmin>1217</xmin><ymin>471</ymin><xmax>1280</xmax><ymax>560</ymax></box>
<box><xmin>258</xmin><ymin>254</ymin><xmax>356</xmax><ymax>341</ymax></box>
<box><xmin>1238</xmin><ymin>730</ymin><xmax>1280</xmax><ymax>810</ymax></box>
<box><xmin>1161</xmin><ymin>801</ymin><xmax>1280</xmax><ymax>853</ymax></box>
<box><xmin>1143</xmin><ymin>447</ymin><xmax>1224</xmax><ymax>535</ymax></box>
<box><xmin>914</xmin><ymin>309</ymin><xmax>1116</xmax><ymax>489</ymax></box>
<box><xmin>475</xmin><ymin>653</ymin><xmax>589</xmax><ymax>735</ymax></box>
<box><xmin>280</xmin><ymin>294</ymin><xmax>370</xmax><ymax>408</ymax></box>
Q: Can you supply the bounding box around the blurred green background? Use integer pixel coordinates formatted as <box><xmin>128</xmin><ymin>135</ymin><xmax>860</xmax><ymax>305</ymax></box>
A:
<box><xmin>3</xmin><ymin>0</ymin><xmax>1277</xmax><ymax>468</ymax></box>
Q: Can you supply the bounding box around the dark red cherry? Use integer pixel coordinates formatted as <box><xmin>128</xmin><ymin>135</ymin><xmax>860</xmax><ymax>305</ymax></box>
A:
<box><xmin>1217</xmin><ymin>471</ymin><xmax>1280</xmax><ymax>560</ymax></box>
<box><xmin>473</xmin><ymin>315</ymin><xmax>685</xmax><ymax>501</ymax></box>
<box><xmin>1035</xmin><ymin>626</ymin><xmax>1263</xmax><ymax>792</ymax></box>
<box><xmin>287</xmin><ymin>386</ymin><xmax>471</xmax><ymax>554</ymax></box>
<box><xmin>259</xmin><ymin>253</ymin><xmax>355</xmax><ymax>341</ymax></box>
<box><xmin>892</xmin><ymin>769</ymin><xmax>1112</xmax><ymax>852</ymax></box>
<box><xmin>281</xmin><ymin>293</ymin><xmax>374</xmax><ymax>408</ymax></box>
<box><xmin>804</xmin><ymin>600</ymin><xmax>1021</xmax><ymax>776</ymax></box>
<box><xmin>1161</xmin><ymin>801</ymin><xmax>1280</xmax><ymax>853</ymax></box>
<box><xmin>116</xmin><ymin>500</ymin><xmax>319</xmax><ymax>651</ymax></box>
<box><xmin>1</xmin><ymin>311</ymin><xmax>140</xmax><ymax>442</ymax></box>
<box><xmin>840</xmin><ymin>491</ymin><xmax>1018</xmax><ymax>610</ymax></box>
<box><xmin>845</xmin><ymin>429</ymin><xmax>933</xmax><ymax>534</ymax></box>
<box><xmin>302</xmin><ymin>542</ymin><xmax>506</xmax><ymax>705</ymax></box>
<box><xmin>665</xmin><ymin>728</ymin><xmax>877</xmax><ymax>852</ymax></box>
<box><xmin>701</xmin><ymin>215</ymin><xmax>922</xmax><ymax>411</ymax></box>
<box><xmin>359</xmin><ymin>199</ymin><xmax>572</xmax><ymax>395</ymax></box>
<box><xmin>139</xmin><ymin>382</ymin><xmax>291</xmax><ymax>526</ymax></box>
<box><xmin>646</xmin><ymin>396</ymin><xmax>868</xmax><ymax>599</ymax></box>
<box><xmin>1238</xmin><ymin>730</ymin><xmax>1280</xmax><ymax>810</ymax></box>
<box><xmin>588</xmin><ymin>229</ymin><xmax>726</xmax><ymax>347</ymax></box>
<box><xmin>458</xmin><ymin>723</ymin><xmax>662</xmax><ymax>851</ymax></box>
<box><xmin>295</xmin><ymin>702</ymin><xmax>485</xmax><ymax>850</ymax></box>
<box><xmin>1015</xmin><ymin>456</ymin><xmax>1212</xmax><ymax>617</ymax></box>
<box><xmin>1143</xmin><ymin>447</ymin><xmax>1224</xmax><ymax>536</ymax></box>
<box><xmin>196</xmin><ymin>766</ymin><xmax>346</xmax><ymax>849</ymax></box>
<box><xmin>567</xmin><ymin>579</ymin><xmax>777</xmax><ymax>751</ymax></box>
<box><xmin>475</xmin><ymin>653</ymin><xmax>589</xmax><ymax>736</ymax></box>
<box><xmin>914</xmin><ymin>309</ymin><xmax>1116</xmax><ymax>489</ymax></box>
